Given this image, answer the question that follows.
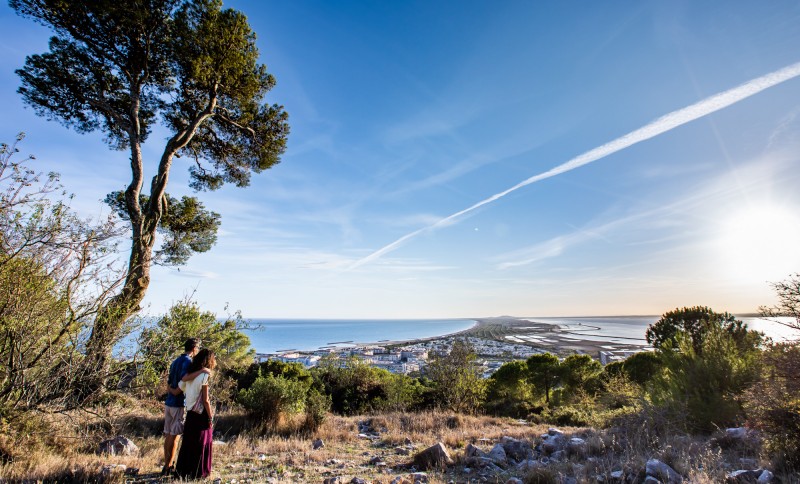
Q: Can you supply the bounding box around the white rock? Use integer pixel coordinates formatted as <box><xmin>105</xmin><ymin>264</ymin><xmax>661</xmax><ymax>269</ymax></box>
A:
<box><xmin>646</xmin><ymin>459</ymin><xmax>683</xmax><ymax>483</ymax></box>
<box><xmin>488</xmin><ymin>443</ymin><xmax>507</xmax><ymax>465</ymax></box>
<box><xmin>725</xmin><ymin>427</ymin><xmax>748</xmax><ymax>439</ymax></box>
<box><xmin>548</xmin><ymin>427</ymin><xmax>564</xmax><ymax>436</ymax></box>
<box><xmin>758</xmin><ymin>470</ymin><xmax>774</xmax><ymax>483</ymax></box>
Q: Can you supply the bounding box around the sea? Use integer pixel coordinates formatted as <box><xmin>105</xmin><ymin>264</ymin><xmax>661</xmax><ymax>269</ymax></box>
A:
<box><xmin>243</xmin><ymin>319</ymin><xmax>477</xmax><ymax>354</ymax></box>
<box><xmin>243</xmin><ymin>315</ymin><xmax>796</xmax><ymax>354</ymax></box>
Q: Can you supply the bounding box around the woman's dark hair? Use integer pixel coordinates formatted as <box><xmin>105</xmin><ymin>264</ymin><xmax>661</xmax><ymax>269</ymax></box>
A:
<box><xmin>187</xmin><ymin>348</ymin><xmax>217</xmax><ymax>373</ymax></box>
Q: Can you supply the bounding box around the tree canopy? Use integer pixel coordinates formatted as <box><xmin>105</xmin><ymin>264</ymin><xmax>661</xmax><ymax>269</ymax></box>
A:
<box><xmin>11</xmin><ymin>0</ymin><xmax>289</xmax><ymax>380</ymax></box>
<box><xmin>645</xmin><ymin>306</ymin><xmax>761</xmax><ymax>355</ymax></box>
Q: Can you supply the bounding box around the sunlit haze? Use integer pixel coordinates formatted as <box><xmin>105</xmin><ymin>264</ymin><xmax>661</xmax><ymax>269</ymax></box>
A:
<box><xmin>1</xmin><ymin>2</ymin><xmax>799</xmax><ymax>318</ymax></box>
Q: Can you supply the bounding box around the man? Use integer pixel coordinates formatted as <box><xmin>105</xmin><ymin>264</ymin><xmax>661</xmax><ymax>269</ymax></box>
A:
<box><xmin>163</xmin><ymin>338</ymin><xmax>202</xmax><ymax>476</ymax></box>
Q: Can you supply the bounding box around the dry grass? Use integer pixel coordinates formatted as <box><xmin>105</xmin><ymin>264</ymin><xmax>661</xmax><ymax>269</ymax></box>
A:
<box><xmin>1</xmin><ymin>400</ymin><xmax>796</xmax><ymax>483</ymax></box>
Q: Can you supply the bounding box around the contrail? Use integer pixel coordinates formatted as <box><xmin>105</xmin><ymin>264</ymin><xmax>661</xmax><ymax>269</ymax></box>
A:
<box><xmin>349</xmin><ymin>61</ymin><xmax>800</xmax><ymax>270</ymax></box>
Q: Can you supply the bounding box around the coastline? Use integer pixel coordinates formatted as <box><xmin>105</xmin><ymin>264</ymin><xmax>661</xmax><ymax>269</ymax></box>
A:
<box><xmin>353</xmin><ymin>316</ymin><xmax>651</xmax><ymax>357</ymax></box>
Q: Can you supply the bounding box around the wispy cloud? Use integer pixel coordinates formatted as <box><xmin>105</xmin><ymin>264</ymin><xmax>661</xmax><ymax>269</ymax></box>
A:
<box><xmin>348</xmin><ymin>61</ymin><xmax>800</xmax><ymax>270</ymax></box>
<box><xmin>493</xmin><ymin>145</ymin><xmax>799</xmax><ymax>270</ymax></box>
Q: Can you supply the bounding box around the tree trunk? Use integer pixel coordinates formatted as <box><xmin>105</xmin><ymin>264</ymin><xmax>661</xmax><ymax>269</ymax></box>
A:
<box><xmin>77</xmin><ymin>217</ymin><xmax>157</xmax><ymax>398</ymax></box>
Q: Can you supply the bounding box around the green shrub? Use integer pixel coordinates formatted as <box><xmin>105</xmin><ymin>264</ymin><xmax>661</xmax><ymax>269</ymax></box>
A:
<box><xmin>303</xmin><ymin>389</ymin><xmax>331</xmax><ymax>434</ymax></box>
<box><xmin>745</xmin><ymin>342</ymin><xmax>800</xmax><ymax>472</ymax></box>
<box><xmin>238</xmin><ymin>373</ymin><xmax>310</xmax><ymax>426</ymax></box>
<box><xmin>313</xmin><ymin>355</ymin><xmax>423</xmax><ymax>415</ymax></box>
<box><xmin>650</xmin><ymin>323</ymin><xmax>761</xmax><ymax>433</ymax></box>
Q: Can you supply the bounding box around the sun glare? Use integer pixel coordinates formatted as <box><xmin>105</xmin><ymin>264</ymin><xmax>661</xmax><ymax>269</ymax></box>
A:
<box><xmin>717</xmin><ymin>203</ymin><xmax>800</xmax><ymax>284</ymax></box>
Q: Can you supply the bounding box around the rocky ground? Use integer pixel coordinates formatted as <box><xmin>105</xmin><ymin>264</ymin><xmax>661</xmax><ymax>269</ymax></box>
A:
<box><xmin>72</xmin><ymin>412</ymin><xmax>781</xmax><ymax>484</ymax></box>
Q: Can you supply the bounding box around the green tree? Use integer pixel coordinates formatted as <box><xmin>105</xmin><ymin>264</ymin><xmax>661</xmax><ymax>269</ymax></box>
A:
<box><xmin>650</xmin><ymin>323</ymin><xmax>762</xmax><ymax>432</ymax></box>
<box><xmin>560</xmin><ymin>354</ymin><xmax>602</xmax><ymax>394</ymax></box>
<box><xmin>526</xmin><ymin>352</ymin><xmax>561</xmax><ymax>405</ymax></box>
<box><xmin>485</xmin><ymin>360</ymin><xmax>532</xmax><ymax>417</ymax></box>
<box><xmin>645</xmin><ymin>306</ymin><xmax>761</xmax><ymax>355</ymax></box>
<box><xmin>620</xmin><ymin>351</ymin><xmax>662</xmax><ymax>387</ymax></box>
<box><xmin>11</xmin><ymin>0</ymin><xmax>289</xmax><ymax>383</ymax></box>
<box><xmin>136</xmin><ymin>299</ymin><xmax>255</xmax><ymax>396</ymax></box>
<box><xmin>424</xmin><ymin>339</ymin><xmax>486</xmax><ymax>414</ymax></box>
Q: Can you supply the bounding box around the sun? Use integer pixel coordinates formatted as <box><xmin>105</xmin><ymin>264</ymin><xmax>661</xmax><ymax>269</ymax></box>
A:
<box><xmin>716</xmin><ymin>202</ymin><xmax>800</xmax><ymax>284</ymax></box>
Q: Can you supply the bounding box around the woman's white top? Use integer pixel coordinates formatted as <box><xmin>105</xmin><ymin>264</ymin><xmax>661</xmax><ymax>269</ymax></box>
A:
<box><xmin>178</xmin><ymin>373</ymin><xmax>209</xmax><ymax>412</ymax></box>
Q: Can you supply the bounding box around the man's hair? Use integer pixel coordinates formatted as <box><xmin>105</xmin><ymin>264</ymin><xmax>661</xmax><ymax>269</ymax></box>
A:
<box><xmin>184</xmin><ymin>338</ymin><xmax>200</xmax><ymax>353</ymax></box>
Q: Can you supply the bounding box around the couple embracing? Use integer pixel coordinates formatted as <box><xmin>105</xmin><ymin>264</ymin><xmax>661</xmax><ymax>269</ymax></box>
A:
<box><xmin>163</xmin><ymin>338</ymin><xmax>217</xmax><ymax>479</ymax></box>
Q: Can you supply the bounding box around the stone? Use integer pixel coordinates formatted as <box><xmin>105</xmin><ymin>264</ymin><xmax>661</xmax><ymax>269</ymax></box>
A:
<box><xmin>395</xmin><ymin>446</ymin><xmax>411</xmax><ymax>456</ymax></box>
<box><xmin>609</xmin><ymin>470</ymin><xmax>624</xmax><ymax>481</ymax></box>
<box><xmin>506</xmin><ymin>479</ymin><xmax>523</xmax><ymax>484</ymax></box>
<box><xmin>368</xmin><ymin>456</ymin><xmax>385</xmax><ymax>465</ymax></box>
<box><xmin>412</xmin><ymin>442</ymin><xmax>454</xmax><ymax>470</ymax></box>
<box><xmin>323</xmin><ymin>477</ymin><xmax>341</xmax><ymax>484</ymax></box>
<box><xmin>516</xmin><ymin>459</ymin><xmax>540</xmax><ymax>471</ymax></box>
<box><xmin>758</xmin><ymin>470</ymin><xmax>774</xmax><ymax>483</ymax></box>
<box><xmin>541</xmin><ymin>434</ymin><xmax>565</xmax><ymax>455</ymax></box>
<box><xmin>487</xmin><ymin>443</ymin><xmax>507</xmax><ymax>466</ymax></box>
<box><xmin>643</xmin><ymin>478</ymin><xmax>661</xmax><ymax>484</ymax></box>
<box><xmin>97</xmin><ymin>436</ymin><xmax>138</xmax><ymax>456</ymax></box>
<box><xmin>726</xmin><ymin>469</ymin><xmax>762</xmax><ymax>483</ymax></box>
<box><xmin>560</xmin><ymin>478</ymin><xmax>578</xmax><ymax>484</ymax></box>
<box><xmin>100</xmin><ymin>464</ymin><xmax>126</xmax><ymax>478</ymax></box>
<box><xmin>567</xmin><ymin>437</ymin><xmax>587</xmax><ymax>456</ymax></box>
<box><xmin>411</xmin><ymin>472</ymin><xmax>429</xmax><ymax>483</ymax></box>
<box><xmin>465</xmin><ymin>443</ymin><xmax>486</xmax><ymax>459</ymax></box>
<box><xmin>501</xmin><ymin>436</ymin><xmax>532</xmax><ymax>462</ymax></box>
<box><xmin>350</xmin><ymin>478</ymin><xmax>367</xmax><ymax>484</ymax></box>
<box><xmin>313</xmin><ymin>438</ymin><xmax>325</xmax><ymax>450</ymax></box>
<box><xmin>258</xmin><ymin>453</ymin><xmax>267</xmax><ymax>461</ymax></box>
<box><xmin>213</xmin><ymin>440</ymin><xmax>227</xmax><ymax>445</ymax></box>
<box><xmin>646</xmin><ymin>459</ymin><xmax>683</xmax><ymax>483</ymax></box>
<box><xmin>548</xmin><ymin>427</ymin><xmax>564</xmax><ymax>436</ymax></box>
<box><xmin>726</xmin><ymin>427</ymin><xmax>748</xmax><ymax>439</ymax></box>
<box><xmin>550</xmin><ymin>450</ymin><xmax>566</xmax><ymax>461</ymax></box>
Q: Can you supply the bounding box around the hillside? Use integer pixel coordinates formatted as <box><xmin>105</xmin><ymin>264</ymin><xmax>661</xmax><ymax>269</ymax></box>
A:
<box><xmin>0</xmin><ymin>403</ymin><xmax>779</xmax><ymax>483</ymax></box>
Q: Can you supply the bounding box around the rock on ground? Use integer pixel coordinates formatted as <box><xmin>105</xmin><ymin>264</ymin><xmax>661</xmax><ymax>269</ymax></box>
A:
<box><xmin>646</xmin><ymin>459</ymin><xmax>683</xmax><ymax>483</ymax></box>
<box><xmin>412</xmin><ymin>442</ymin><xmax>453</xmax><ymax>470</ymax></box>
<box><xmin>97</xmin><ymin>436</ymin><xmax>138</xmax><ymax>456</ymax></box>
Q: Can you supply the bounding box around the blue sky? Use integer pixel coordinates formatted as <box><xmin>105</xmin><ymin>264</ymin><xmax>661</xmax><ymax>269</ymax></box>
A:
<box><xmin>1</xmin><ymin>1</ymin><xmax>800</xmax><ymax>318</ymax></box>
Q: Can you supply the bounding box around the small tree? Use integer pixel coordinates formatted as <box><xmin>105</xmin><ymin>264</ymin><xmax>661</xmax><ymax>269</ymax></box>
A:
<box><xmin>136</xmin><ymin>299</ymin><xmax>254</xmax><ymax>400</ymax></box>
<box><xmin>424</xmin><ymin>339</ymin><xmax>486</xmax><ymax>414</ymax></box>
<box><xmin>526</xmin><ymin>353</ymin><xmax>561</xmax><ymax>405</ymax></box>
<box><xmin>646</xmin><ymin>306</ymin><xmax>761</xmax><ymax>355</ymax></box>
<box><xmin>620</xmin><ymin>351</ymin><xmax>662</xmax><ymax>387</ymax></box>
<box><xmin>650</xmin><ymin>324</ymin><xmax>762</xmax><ymax>432</ymax></box>
<box><xmin>485</xmin><ymin>360</ymin><xmax>532</xmax><ymax>417</ymax></box>
<box><xmin>559</xmin><ymin>354</ymin><xmax>602</xmax><ymax>394</ymax></box>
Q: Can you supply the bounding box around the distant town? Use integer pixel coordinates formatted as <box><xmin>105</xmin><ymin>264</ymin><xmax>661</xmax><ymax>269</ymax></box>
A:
<box><xmin>256</xmin><ymin>334</ymin><xmax>648</xmax><ymax>377</ymax></box>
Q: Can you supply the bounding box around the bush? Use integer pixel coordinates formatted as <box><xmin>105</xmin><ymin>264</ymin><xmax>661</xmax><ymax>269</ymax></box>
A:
<box><xmin>620</xmin><ymin>351</ymin><xmax>662</xmax><ymax>386</ymax></box>
<box><xmin>303</xmin><ymin>389</ymin><xmax>331</xmax><ymax>433</ymax></box>
<box><xmin>424</xmin><ymin>339</ymin><xmax>486</xmax><ymax>414</ymax></box>
<box><xmin>136</xmin><ymin>300</ymin><xmax>255</xmax><ymax>401</ymax></box>
<box><xmin>237</xmin><ymin>373</ymin><xmax>310</xmax><ymax>428</ymax></box>
<box><xmin>650</xmin><ymin>323</ymin><xmax>761</xmax><ymax>432</ymax></box>
<box><xmin>313</xmin><ymin>355</ymin><xmax>423</xmax><ymax>415</ymax></box>
<box><xmin>745</xmin><ymin>342</ymin><xmax>800</xmax><ymax>472</ymax></box>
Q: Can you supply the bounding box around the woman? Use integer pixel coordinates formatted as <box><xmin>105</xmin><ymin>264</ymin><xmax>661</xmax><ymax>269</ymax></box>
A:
<box><xmin>175</xmin><ymin>348</ymin><xmax>216</xmax><ymax>479</ymax></box>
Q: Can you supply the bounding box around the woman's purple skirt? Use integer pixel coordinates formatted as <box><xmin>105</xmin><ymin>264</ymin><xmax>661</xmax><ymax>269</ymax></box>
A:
<box><xmin>175</xmin><ymin>410</ymin><xmax>213</xmax><ymax>479</ymax></box>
